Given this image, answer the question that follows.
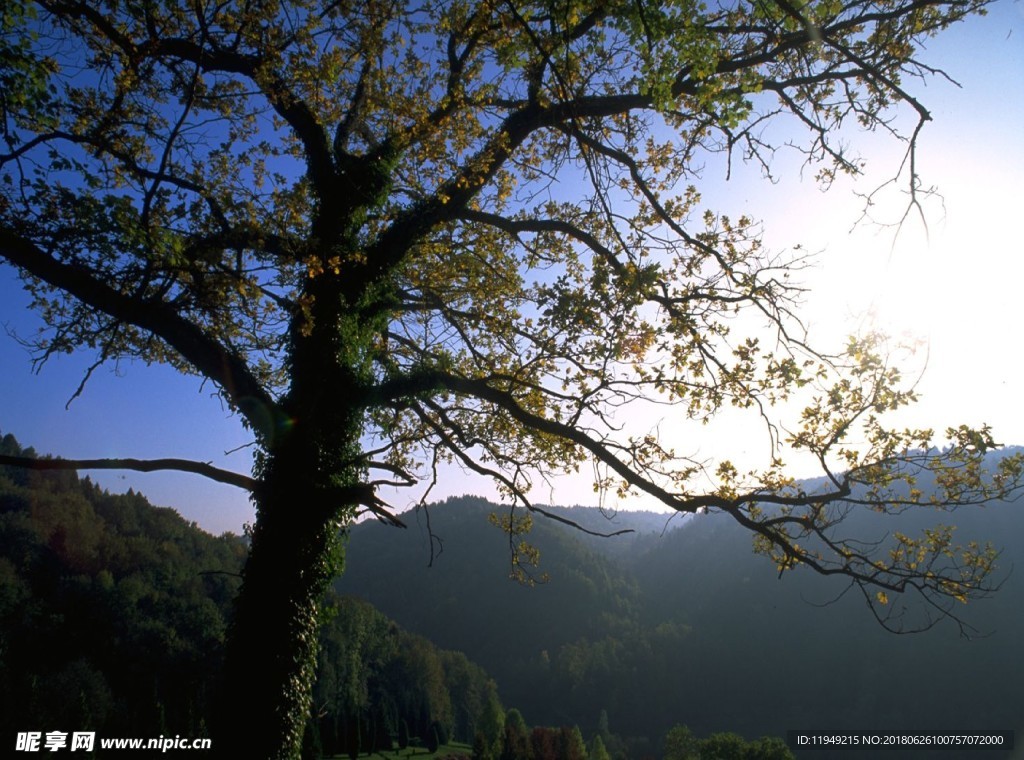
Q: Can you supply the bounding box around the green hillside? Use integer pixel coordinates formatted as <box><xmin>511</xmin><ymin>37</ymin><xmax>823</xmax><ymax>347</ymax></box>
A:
<box><xmin>0</xmin><ymin>431</ymin><xmax>246</xmax><ymax>738</ymax></box>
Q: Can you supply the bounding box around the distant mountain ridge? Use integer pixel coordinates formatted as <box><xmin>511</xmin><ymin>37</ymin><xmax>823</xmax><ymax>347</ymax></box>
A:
<box><xmin>337</xmin><ymin>469</ymin><xmax>1024</xmax><ymax>757</ymax></box>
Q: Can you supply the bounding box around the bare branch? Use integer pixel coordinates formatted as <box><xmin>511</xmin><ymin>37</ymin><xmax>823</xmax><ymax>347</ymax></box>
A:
<box><xmin>0</xmin><ymin>453</ymin><xmax>256</xmax><ymax>491</ymax></box>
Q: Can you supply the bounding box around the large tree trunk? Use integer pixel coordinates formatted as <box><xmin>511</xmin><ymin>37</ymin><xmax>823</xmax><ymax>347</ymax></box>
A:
<box><xmin>216</xmin><ymin>439</ymin><xmax>354</xmax><ymax>759</ymax></box>
<box><xmin>215</xmin><ymin>253</ymin><xmax>383</xmax><ymax>757</ymax></box>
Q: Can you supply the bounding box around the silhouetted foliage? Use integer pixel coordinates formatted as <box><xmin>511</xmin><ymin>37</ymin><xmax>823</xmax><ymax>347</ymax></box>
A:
<box><xmin>663</xmin><ymin>726</ymin><xmax>794</xmax><ymax>760</ymax></box>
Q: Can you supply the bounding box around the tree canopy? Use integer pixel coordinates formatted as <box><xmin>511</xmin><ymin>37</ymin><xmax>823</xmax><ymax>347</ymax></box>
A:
<box><xmin>1</xmin><ymin>0</ymin><xmax>1020</xmax><ymax>757</ymax></box>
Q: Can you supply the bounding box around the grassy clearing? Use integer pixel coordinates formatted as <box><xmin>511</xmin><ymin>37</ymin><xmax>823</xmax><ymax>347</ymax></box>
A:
<box><xmin>324</xmin><ymin>742</ymin><xmax>473</xmax><ymax>760</ymax></box>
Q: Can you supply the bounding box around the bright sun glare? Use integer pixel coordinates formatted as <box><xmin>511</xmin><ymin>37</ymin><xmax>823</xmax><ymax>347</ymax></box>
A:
<box><xmin>804</xmin><ymin>162</ymin><xmax>1023</xmax><ymax>457</ymax></box>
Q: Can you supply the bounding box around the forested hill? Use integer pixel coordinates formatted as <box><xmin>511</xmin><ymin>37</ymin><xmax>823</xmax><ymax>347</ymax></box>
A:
<box><xmin>0</xmin><ymin>431</ymin><xmax>502</xmax><ymax>754</ymax></box>
<box><xmin>337</xmin><ymin>477</ymin><xmax>1024</xmax><ymax>756</ymax></box>
<box><xmin>0</xmin><ymin>431</ymin><xmax>247</xmax><ymax>739</ymax></box>
<box><xmin>337</xmin><ymin>496</ymin><xmax>652</xmax><ymax>674</ymax></box>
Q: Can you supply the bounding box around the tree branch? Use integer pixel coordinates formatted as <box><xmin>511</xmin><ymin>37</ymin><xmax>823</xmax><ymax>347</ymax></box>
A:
<box><xmin>0</xmin><ymin>229</ymin><xmax>277</xmax><ymax>424</ymax></box>
<box><xmin>0</xmin><ymin>453</ymin><xmax>256</xmax><ymax>490</ymax></box>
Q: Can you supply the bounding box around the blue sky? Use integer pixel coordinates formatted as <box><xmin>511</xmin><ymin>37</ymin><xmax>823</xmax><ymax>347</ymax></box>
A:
<box><xmin>1</xmin><ymin>2</ymin><xmax>1022</xmax><ymax>536</ymax></box>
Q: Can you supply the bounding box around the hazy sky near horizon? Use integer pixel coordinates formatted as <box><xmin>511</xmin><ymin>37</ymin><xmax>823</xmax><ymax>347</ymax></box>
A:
<box><xmin>1</xmin><ymin>2</ymin><xmax>1022</xmax><ymax>535</ymax></box>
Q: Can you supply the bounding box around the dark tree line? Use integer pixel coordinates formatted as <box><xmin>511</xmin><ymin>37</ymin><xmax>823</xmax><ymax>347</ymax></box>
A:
<box><xmin>312</xmin><ymin>594</ymin><xmax>503</xmax><ymax>756</ymax></box>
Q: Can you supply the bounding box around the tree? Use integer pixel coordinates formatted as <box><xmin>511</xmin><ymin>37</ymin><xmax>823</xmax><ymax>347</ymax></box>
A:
<box><xmin>663</xmin><ymin>725</ymin><xmax>700</xmax><ymax>760</ymax></box>
<box><xmin>662</xmin><ymin>726</ymin><xmax>795</xmax><ymax>760</ymax></box>
<box><xmin>590</xmin><ymin>735</ymin><xmax>611</xmax><ymax>760</ymax></box>
<box><xmin>744</xmin><ymin>736</ymin><xmax>795</xmax><ymax>760</ymax></box>
<box><xmin>1</xmin><ymin>0</ymin><xmax>1020</xmax><ymax>757</ymax></box>
<box><xmin>501</xmin><ymin>709</ymin><xmax>531</xmax><ymax>760</ymax></box>
<box><xmin>559</xmin><ymin>726</ymin><xmax>588</xmax><ymax>760</ymax></box>
<box><xmin>476</xmin><ymin>687</ymin><xmax>506</xmax><ymax>757</ymax></box>
<box><xmin>530</xmin><ymin>726</ymin><xmax>559</xmax><ymax>760</ymax></box>
<box><xmin>427</xmin><ymin>723</ymin><xmax>441</xmax><ymax>754</ymax></box>
<box><xmin>697</xmin><ymin>732</ymin><xmax>749</xmax><ymax>760</ymax></box>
